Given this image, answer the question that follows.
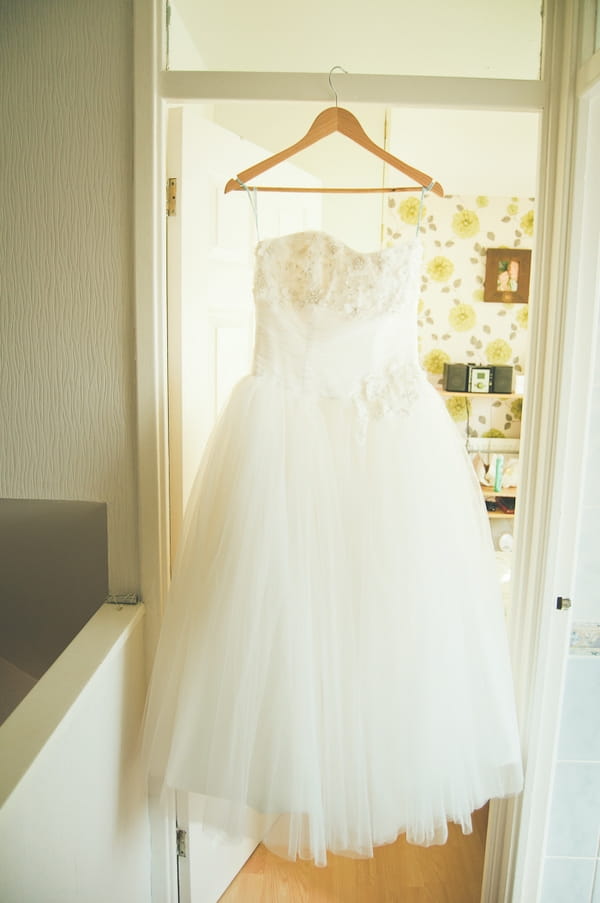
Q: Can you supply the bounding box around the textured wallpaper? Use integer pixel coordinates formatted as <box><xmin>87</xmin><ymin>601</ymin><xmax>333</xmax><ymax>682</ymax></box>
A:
<box><xmin>384</xmin><ymin>194</ymin><xmax>534</xmax><ymax>439</ymax></box>
<box><xmin>0</xmin><ymin>0</ymin><xmax>138</xmax><ymax>593</ymax></box>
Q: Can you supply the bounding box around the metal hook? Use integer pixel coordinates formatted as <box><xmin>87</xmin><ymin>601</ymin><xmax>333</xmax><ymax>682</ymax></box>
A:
<box><xmin>328</xmin><ymin>65</ymin><xmax>348</xmax><ymax>108</ymax></box>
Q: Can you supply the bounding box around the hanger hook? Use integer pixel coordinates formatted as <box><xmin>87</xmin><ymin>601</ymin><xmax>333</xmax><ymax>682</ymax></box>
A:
<box><xmin>328</xmin><ymin>65</ymin><xmax>348</xmax><ymax>108</ymax></box>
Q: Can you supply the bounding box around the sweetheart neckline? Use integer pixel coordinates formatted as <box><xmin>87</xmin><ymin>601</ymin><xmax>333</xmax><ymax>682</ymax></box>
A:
<box><xmin>255</xmin><ymin>229</ymin><xmax>422</xmax><ymax>259</ymax></box>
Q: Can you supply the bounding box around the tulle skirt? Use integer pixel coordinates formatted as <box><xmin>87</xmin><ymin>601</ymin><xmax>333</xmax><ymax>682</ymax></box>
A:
<box><xmin>141</xmin><ymin>374</ymin><xmax>523</xmax><ymax>866</ymax></box>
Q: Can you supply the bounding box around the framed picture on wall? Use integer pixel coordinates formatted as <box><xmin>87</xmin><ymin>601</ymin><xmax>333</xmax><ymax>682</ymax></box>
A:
<box><xmin>484</xmin><ymin>248</ymin><xmax>532</xmax><ymax>303</ymax></box>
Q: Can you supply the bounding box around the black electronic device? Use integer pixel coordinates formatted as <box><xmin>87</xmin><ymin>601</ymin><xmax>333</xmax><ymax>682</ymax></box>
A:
<box><xmin>442</xmin><ymin>363</ymin><xmax>469</xmax><ymax>392</ymax></box>
<box><xmin>491</xmin><ymin>366</ymin><xmax>514</xmax><ymax>394</ymax></box>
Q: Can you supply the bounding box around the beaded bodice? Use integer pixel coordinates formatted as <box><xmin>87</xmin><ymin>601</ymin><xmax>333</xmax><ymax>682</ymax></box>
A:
<box><xmin>254</xmin><ymin>230</ymin><xmax>422</xmax><ymax>318</ymax></box>
<box><xmin>251</xmin><ymin>230</ymin><xmax>429</xmax><ymax>432</ymax></box>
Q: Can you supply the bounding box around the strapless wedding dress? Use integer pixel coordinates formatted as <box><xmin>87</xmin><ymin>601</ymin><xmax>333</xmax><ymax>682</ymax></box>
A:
<box><xmin>142</xmin><ymin>230</ymin><xmax>523</xmax><ymax>866</ymax></box>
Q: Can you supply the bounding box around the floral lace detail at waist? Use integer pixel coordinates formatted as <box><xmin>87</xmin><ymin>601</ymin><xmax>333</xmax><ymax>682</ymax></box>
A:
<box><xmin>252</xmin><ymin>360</ymin><xmax>426</xmax><ymax>441</ymax></box>
<box><xmin>351</xmin><ymin>361</ymin><xmax>425</xmax><ymax>442</ymax></box>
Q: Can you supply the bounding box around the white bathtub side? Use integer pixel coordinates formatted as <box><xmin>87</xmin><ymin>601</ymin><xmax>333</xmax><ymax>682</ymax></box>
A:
<box><xmin>0</xmin><ymin>604</ymin><xmax>151</xmax><ymax>903</ymax></box>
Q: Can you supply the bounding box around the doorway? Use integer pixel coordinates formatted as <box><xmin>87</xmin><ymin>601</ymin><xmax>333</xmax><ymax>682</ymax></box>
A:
<box><xmin>165</xmin><ymin>99</ymin><xmax>540</xmax><ymax>903</ymax></box>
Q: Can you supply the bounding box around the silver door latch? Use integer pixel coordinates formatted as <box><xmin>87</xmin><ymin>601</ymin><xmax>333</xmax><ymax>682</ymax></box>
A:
<box><xmin>556</xmin><ymin>596</ymin><xmax>572</xmax><ymax>610</ymax></box>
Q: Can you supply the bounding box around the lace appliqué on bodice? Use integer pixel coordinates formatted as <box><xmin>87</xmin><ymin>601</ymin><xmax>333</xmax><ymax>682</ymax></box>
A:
<box><xmin>252</xmin><ymin>230</ymin><xmax>428</xmax><ymax>442</ymax></box>
<box><xmin>255</xmin><ymin>231</ymin><xmax>422</xmax><ymax>318</ymax></box>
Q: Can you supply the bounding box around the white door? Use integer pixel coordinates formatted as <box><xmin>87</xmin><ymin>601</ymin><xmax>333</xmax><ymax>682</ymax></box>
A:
<box><xmin>166</xmin><ymin>108</ymin><xmax>321</xmax><ymax>903</ymax></box>
<box><xmin>510</xmin><ymin>75</ymin><xmax>600</xmax><ymax>903</ymax></box>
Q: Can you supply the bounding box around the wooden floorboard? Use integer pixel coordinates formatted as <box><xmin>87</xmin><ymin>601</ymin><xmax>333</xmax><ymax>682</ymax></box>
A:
<box><xmin>219</xmin><ymin>805</ymin><xmax>488</xmax><ymax>903</ymax></box>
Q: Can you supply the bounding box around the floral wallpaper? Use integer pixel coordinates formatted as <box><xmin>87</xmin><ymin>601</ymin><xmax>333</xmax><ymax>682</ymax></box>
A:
<box><xmin>384</xmin><ymin>194</ymin><xmax>534</xmax><ymax>439</ymax></box>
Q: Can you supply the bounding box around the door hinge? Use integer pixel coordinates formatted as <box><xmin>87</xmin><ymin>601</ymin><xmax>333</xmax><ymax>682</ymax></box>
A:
<box><xmin>166</xmin><ymin>177</ymin><xmax>177</xmax><ymax>216</ymax></box>
<box><xmin>176</xmin><ymin>827</ymin><xmax>187</xmax><ymax>858</ymax></box>
<box><xmin>556</xmin><ymin>596</ymin><xmax>572</xmax><ymax>611</ymax></box>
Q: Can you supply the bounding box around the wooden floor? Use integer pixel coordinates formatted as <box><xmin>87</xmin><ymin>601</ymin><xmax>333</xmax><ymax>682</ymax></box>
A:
<box><xmin>219</xmin><ymin>805</ymin><xmax>488</xmax><ymax>903</ymax></box>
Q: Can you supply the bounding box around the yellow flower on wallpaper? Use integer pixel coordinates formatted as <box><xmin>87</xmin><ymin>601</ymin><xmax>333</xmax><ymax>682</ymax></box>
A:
<box><xmin>449</xmin><ymin>303</ymin><xmax>477</xmax><ymax>331</ymax></box>
<box><xmin>446</xmin><ymin>396</ymin><xmax>469</xmax><ymax>422</ymax></box>
<box><xmin>485</xmin><ymin>338</ymin><xmax>512</xmax><ymax>365</ymax></box>
<box><xmin>472</xmin><ymin>288</ymin><xmax>484</xmax><ymax>302</ymax></box>
<box><xmin>482</xmin><ymin>428</ymin><xmax>506</xmax><ymax>438</ymax></box>
<box><xmin>511</xmin><ymin>398</ymin><xmax>523</xmax><ymax>420</ymax></box>
<box><xmin>423</xmin><ymin>349</ymin><xmax>450</xmax><ymax>374</ymax></box>
<box><xmin>427</xmin><ymin>255</ymin><xmax>454</xmax><ymax>282</ymax></box>
<box><xmin>398</xmin><ymin>196</ymin><xmax>423</xmax><ymax>225</ymax></box>
<box><xmin>476</xmin><ymin>196</ymin><xmax>489</xmax><ymax>207</ymax></box>
<box><xmin>452</xmin><ymin>209</ymin><xmax>480</xmax><ymax>238</ymax></box>
<box><xmin>516</xmin><ymin>306</ymin><xmax>529</xmax><ymax>328</ymax></box>
<box><xmin>520</xmin><ymin>210</ymin><xmax>534</xmax><ymax>236</ymax></box>
<box><xmin>418</xmin><ymin>298</ymin><xmax>425</xmax><ymax>314</ymax></box>
<box><xmin>507</xmin><ymin>203</ymin><xmax>519</xmax><ymax>216</ymax></box>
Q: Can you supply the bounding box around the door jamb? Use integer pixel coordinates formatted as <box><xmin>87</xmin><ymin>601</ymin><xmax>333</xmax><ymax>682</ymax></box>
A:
<box><xmin>133</xmin><ymin>0</ymin><xmax>178</xmax><ymax>900</ymax></box>
<box><xmin>510</xmin><ymin>44</ymin><xmax>600</xmax><ymax>903</ymax></box>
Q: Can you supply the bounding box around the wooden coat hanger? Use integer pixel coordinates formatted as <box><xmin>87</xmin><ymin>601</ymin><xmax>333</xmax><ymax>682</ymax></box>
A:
<box><xmin>224</xmin><ymin>70</ymin><xmax>444</xmax><ymax>196</ymax></box>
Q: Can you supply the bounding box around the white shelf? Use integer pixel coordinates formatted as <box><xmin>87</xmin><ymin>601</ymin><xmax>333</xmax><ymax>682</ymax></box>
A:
<box><xmin>480</xmin><ymin>484</ymin><xmax>517</xmax><ymax>498</ymax></box>
<box><xmin>466</xmin><ymin>438</ymin><xmax>521</xmax><ymax>454</ymax></box>
<box><xmin>438</xmin><ymin>389</ymin><xmax>522</xmax><ymax>399</ymax></box>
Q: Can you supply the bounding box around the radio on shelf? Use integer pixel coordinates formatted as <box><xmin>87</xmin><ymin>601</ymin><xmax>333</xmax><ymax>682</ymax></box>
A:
<box><xmin>442</xmin><ymin>363</ymin><xmax>514</xmax><ymax>394</ymax></box>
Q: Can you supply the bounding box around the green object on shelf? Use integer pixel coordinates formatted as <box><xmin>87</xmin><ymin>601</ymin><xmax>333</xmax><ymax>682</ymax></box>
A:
<box><xmin>494</xmin><ymin>455</ymin><xmax>504</xmax><ymax>492</ymax></box>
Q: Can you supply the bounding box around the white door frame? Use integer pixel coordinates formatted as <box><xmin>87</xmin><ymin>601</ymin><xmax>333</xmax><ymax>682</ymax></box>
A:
<box><xmin>511</xmin><ymin>46</ymin><xmax>600</xmax><ymax>903</ymax></box>
<box><xmin>132</xmin><ymin>1</ymin><xmax>596</xmax><ymax>900</ymax></box>
<box><xmin>483</xmin><ymin>3</ymin><xmax>591</xmax><ymax>899</ymax></box>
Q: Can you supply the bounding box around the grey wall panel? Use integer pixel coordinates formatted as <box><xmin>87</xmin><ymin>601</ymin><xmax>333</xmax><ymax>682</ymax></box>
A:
<box><xmin>0</xmin><ymin>498</ymin><xmax>109</xmax><ymax>681</ymax></box>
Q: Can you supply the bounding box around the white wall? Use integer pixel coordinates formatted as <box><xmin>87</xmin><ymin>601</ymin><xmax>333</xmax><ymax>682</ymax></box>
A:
<box><xmin>388</xmin><ymin>108</ymin><xmax>540</xmax><ymax>197</ymax></box>
<box><xmin>0</xmin><ymin>0</ymin><xmax>138</xmax><ymax>594</ymax></box>
<box><xmin>0</xmin><ymin>605</ymin><xmax>150</xmax><ymax>903</ymax></box>
<box><xmin>169</xmin><ymin>0</ymin><xmax>542</xmax><ymax>79</ymax></box>
<box><xmin>573</xmin><ymin>324</ymin><xmax>600</xmax><ymax>621</ymax></box>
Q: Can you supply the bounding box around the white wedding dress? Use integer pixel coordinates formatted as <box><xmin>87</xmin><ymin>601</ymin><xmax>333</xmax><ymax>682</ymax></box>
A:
<box><xmin>142</xmin><ymin>230</ymin><xmax>523</xmax><ymax>867</ymax></box>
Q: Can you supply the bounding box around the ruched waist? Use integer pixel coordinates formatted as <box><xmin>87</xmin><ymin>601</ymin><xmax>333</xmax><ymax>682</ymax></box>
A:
<box><xmin>252</xmin><ymin>355</ymin><xmax>423</xmax><ymax>399</ymax></box>
<box><xmin>252</xmin><ymin>298</ymin><xmax>422</xmax><ymax>400</ymax></box>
